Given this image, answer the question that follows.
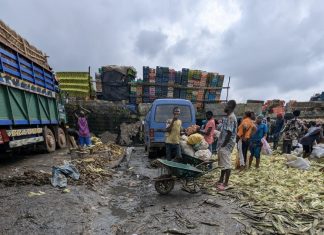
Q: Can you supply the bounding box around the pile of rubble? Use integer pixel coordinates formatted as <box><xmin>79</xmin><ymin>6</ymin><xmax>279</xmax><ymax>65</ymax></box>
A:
<box><xmin>119</xmin><ymin>121</ymin><xmax>142</xmax><ymax>146</ymax></box>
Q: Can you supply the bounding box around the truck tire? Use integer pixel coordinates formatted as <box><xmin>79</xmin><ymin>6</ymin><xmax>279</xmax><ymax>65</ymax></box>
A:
<box><xmin>44</xmin><ymin>128</ymin><xmax>56</xmax><ymax>152</ymax></box>
<box><xmin>57</xmin><ymin>127</ymin><xmax>67</xmax><ymax>149</ymax></box>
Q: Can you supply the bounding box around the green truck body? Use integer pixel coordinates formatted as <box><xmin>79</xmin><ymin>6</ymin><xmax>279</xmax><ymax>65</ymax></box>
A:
<box><xmin>0</xmin><ymin>20</ymin><xmax>67</xmax><ymax>152</ymax></box>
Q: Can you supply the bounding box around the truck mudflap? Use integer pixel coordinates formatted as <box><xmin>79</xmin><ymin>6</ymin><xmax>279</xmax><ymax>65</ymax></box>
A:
<box><xmin>9</xmin><ymin>136</ymin><xmax>44</xmax><ymax>148</ymax></box>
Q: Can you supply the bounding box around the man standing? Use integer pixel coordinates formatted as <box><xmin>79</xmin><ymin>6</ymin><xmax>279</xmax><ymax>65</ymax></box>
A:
<box><xmin>282</xmin><ymin>110</ymin><xmax>306</xmax><ymax>154</ymax></box>
<box><xmin>300</xmin><ymin>121</ymin><xmax>322</xmax><ymax>158</ymax></box>
<box><xmin>217</xmin><ymin>100</ymin><xmax>237</xmax><ymax>191</ymax></box>
<box><xmin>199</xmin><ymin>111</ymin><xmax>216</xmax><ymax>151</ymax></box>
<box><xmin>266</xmin><ymin>117</ymin><xmax>271</xmax><ymax>142</ymax></box>
<box><xmin>249</xmin><ymin>115</ymin><xmax>268</xmax><ymax>169</ymax></box>
<box><xmin>165</xmin><ymin>107</ymin><xmax>182</xmax><ymax>161</ymax></box>
<box><xmin>237</xmin><ymin>111</ymin><xmax>256</xmax><ymax>169</ymax></box>
<box><xmin>272</xmin><ymin>114</ymin><xmax>284</xmax><ymax>150</ymax></box>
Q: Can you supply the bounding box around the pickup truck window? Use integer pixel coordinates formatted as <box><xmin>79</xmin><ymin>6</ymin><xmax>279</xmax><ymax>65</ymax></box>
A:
<box><xmin>155</xmin><ymin>105</ymin><xmax>192</xmax><ymax>123</ymax></box>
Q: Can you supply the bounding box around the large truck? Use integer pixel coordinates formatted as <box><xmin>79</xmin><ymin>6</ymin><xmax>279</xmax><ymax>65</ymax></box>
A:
<box><xmin>0</xmin><ymin>20</ymin><xmax>67</xmax><ymax>153</ymax></box>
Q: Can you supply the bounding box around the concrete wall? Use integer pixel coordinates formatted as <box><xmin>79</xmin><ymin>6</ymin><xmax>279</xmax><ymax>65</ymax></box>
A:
<box><xmin>205</xmin><ymin>102</ymin><xmax>263</xmax><ymax>119</ymax></box>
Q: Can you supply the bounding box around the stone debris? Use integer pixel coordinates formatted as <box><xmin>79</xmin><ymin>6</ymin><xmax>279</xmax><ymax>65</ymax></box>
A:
<box><xmin>119</xmin><ymin>121</ymin><xmax>142</xmax><ymax>146</ymax></box>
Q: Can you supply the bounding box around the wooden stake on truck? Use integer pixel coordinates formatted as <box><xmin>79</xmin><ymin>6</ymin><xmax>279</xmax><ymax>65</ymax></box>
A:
<box><xmin>0</xmin><ymin>20</ymin><xmax>67</xmax><ymax>152</ymax></box>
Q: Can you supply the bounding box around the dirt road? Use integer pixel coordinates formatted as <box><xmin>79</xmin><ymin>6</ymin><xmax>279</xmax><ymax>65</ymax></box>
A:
<box><xmin>0</xmin><ymin>147</ymin><xmax>243</xmax><ymax>235</ymax></box>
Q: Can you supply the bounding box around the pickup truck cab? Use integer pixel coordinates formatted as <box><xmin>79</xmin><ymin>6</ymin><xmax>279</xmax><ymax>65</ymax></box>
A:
<box><xmin>144</xmin><ymin>99</ymin><xmax>196</xmax><ymax>158</ymax></box>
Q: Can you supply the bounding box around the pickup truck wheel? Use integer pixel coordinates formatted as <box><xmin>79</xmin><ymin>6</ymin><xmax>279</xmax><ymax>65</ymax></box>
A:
<box><xmin>44</xmin><ymin>128</ymin><xmax>56</xmax><ymax>152</ymax></box>
<box><xmin>57</xmin><ymin>128</ymin><xmax>67</xmax><ymax>149</ymax></box>
<box><xmin>148</xmin><ymin>149</ymin><xmax>156</xmax><ymax>159</ymax></box>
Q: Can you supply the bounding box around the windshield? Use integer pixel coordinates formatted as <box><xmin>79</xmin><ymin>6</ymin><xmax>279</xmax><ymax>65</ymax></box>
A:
<box><xmin>154</xmin><ymin>104</ymin><xmax>192</xmax><ymax>123</ymax></box>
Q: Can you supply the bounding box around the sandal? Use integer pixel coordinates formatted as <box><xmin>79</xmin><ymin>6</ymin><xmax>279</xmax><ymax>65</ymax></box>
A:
<box><xmin>217</xmin><ymin>183</ymin><xmax>225</xmax><ymax>191</ymax></box>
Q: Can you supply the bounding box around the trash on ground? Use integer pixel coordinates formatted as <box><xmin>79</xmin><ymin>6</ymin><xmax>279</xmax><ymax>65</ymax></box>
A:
<box><xmin>199</xmin><ymin>221</ymin><xmax>219</xmax><ymax>226</ymax></box>
<box><xmin>61</xmin><ymin>188</ymin><xmax>70</xmax><ymax>193</ymax></box>
<box><xmin>285</xmin><ymin>156</ymin><xmax>311</xmax><ymax>170</ymax></box>
<box><xmin>163</xmin><ymin>228</ymin><xmax>190</xmax><ymax>234</ymax></box>
<box><xmin>28</xmin><ymin>191</ymin><xmax>46</xmax><ymax>197</ymax></box>
<box><xmin>202</xmin><ymin>199</ymin><xmax>222</xmax><ymax>208</ymax></box>
<box><xmin>51</xmin><ymin>162</ymin><xmax>80</xmax><ymax>188</ymax></box>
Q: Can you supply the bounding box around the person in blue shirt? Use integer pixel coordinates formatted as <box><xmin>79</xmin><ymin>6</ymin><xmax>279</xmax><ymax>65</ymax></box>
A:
<box><xmin>249</xmin><ymin>115</ymin><xmax>268</xmax><ymax>169</ymax></box>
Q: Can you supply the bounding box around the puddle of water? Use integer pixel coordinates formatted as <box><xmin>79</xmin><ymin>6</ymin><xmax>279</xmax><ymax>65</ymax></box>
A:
<box><xmin>110</xmin><ymin>205</ymin><xmax>128</xmax><ymax>218</ymax></box>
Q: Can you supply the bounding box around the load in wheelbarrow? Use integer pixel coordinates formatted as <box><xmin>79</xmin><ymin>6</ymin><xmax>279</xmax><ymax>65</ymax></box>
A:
<box><xmin>153</xmin><ymin>153</ymin><xmax>216</xmax><ymax>195</ymax></box>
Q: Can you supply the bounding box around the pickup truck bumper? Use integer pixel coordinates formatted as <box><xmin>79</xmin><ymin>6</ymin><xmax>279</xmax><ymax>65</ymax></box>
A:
<box><xmin>149</xmin><ymin>142</ymin><xmax>165</xmax><ymax>149</ymax></box>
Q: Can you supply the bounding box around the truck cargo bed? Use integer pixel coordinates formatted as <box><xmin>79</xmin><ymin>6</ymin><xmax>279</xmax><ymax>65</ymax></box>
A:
<box><xmin>0</xmin><ymin>20</ymin><xmax>50</xmax><ymax>70</ymax></box>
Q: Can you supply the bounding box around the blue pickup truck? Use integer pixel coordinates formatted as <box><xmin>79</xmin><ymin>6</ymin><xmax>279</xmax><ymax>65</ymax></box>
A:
<box><xmin>144</xmin><ymin>99</ymin><xmax>196</xmax><ymax>158</ymax></box>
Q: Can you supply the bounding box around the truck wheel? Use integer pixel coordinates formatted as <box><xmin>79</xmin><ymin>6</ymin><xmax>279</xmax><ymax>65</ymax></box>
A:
<box><xmin>44</xmin><ymin>128</ymin><xmax>56</xmax><ymax>152</ymax></box>
<box><xmin>57</xmin><ymin>128</ymin><xmax>67</xmax><ymax>149</ymax></box>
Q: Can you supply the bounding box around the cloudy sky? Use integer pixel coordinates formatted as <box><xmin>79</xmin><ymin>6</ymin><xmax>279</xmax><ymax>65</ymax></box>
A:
<box><xmin>1</xmin><ymin>0</ymin><xmax>323</xmax><ymax>102</ymax></box>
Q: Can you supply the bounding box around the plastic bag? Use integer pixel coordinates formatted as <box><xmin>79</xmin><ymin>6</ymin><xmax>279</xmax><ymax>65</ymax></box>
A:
<box><xmin>292</xmin><ymin>147</ymin><xmax>303</xmax><ymax>156</ymax></box>
<box><xmin>51</xmin><ymin>162</ymin><xmax>80</xmax><ymax>188</ymax></box>
<box><xmin>193</xmin><ymin>139</ymin><xmax>209</xmax><ymax>151</ymax></box>
<box><xmin>284</xmin><ymin>154</ymin><xmax>298</xmax><ymax>162</ymax></box>
<box><xmin>214</xmin><ymin>130</ymin><xmax>221</xmax><ymax>138</ymax></box>
<box><xmin>187</xmin><ymin>133</ymin><xmax>204</xmax><ymax>145</ymax></box>
<box><xmin>261</xmin><ymin>138</ymin><xmax>272</xmax><ymax>155</ymax></box>
<box><xmin>180</xmin><ymin>140</ymin><xmax>195</xmax><ymax>157</ymax></box>
<box><xmin>235</xmin><ymin>139</ymin><xmax>245</xmax><ymax>169</ymax></box>
<box><xmin>286</xmin><ymin>157</ymin><xmax>310</xmax><ymax>170</ymax></box>
<box><xmin>194</xmin><ymin>149</ymin><xmax>212</xmax><ymax>161</ymax></box>
<box><xmin>310</xmin><ymin>146</ymin><xmax>324</xmax><ymax>158</ymax></box>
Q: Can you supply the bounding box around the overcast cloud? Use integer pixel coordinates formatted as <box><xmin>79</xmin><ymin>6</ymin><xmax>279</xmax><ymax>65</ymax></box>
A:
<box><xmin>1</xmin><ymin>0</ymin><xmax>323</xmax><ymax>102</ymax></box>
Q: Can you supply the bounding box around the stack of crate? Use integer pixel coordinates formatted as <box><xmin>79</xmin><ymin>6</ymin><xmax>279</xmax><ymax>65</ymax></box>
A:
<box><xmin>136</xmin><ymin>66</ymin><xmax>225</xmax><ymax>105</ymax></box>
<box><xmin>129</xmin><ymin>83</ymin><xmax>137</xmax><ymax>104</ymax></box>
<box><xmin>168</xmin><ymin>69</ymin><xmax>176</xmax><ymax>85</ymax></box>
<box><xmin>149</xmin><ymin>86</ymin><xmax>155</xmax><ymax>101</ymax></box>
<box><xmin>174</xmin><ymin>88</ymin><xmax>181</xmax><ymax>98</ymax></box>
<box><xmin>136</xmin><ymin>85</ymin><xmax>143</xmax><ymax>104</ymax></box>
<box><xmin>175</xmin><ymin>71</ymin><xmax>182</xmax><ymax>85</ymax></box>
<box><xmin>217</xmin><ymin>75</ymin><xmax>224</xmax><ymax>87</ymax></box>
<box><xmin>143</xmin><ymin>86</ymin><xmax>149</xmax><ymax>103</ymax></box>
<box><xmin>149</xmin><ymin>68</ymin><xmax>156</xmax><ymax>83</ymax></box>
<box><xmin>200</xmin><ymin>72</ymin><xmax>207</xmax><ymax>87</ymax></box>
<box><xmin>181</xmin><ymin>68</ymin><xmax>189</xmax><ymax>86</ymax></box>
<box><xmin>143</xmin><ymin>66</ymin><xmax>149</xmax><ymax>82</ymax></box>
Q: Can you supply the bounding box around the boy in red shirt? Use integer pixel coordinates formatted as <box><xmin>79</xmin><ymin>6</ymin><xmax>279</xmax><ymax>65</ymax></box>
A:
<box><xmin>199</xmin><ymin>111</ymin><xmax>216</xmax><ymax>151</ymax></box>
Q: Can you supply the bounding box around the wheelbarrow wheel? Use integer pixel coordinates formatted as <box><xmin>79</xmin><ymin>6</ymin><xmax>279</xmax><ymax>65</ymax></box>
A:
<box><xmin>155</xmin><ymin>175</ymin><xmax>175</xmax><ymax>195</ymax></box>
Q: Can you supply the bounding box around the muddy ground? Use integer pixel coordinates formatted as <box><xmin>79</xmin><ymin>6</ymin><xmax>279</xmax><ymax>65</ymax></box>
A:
<box><xmin>0</xmin><ymin>147</ymin><xmax>245</xmax><ymax>235</ymax></box>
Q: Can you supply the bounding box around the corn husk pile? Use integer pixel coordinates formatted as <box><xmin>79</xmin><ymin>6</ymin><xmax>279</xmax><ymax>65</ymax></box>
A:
<box><xmin>90</xmin><ymin>137</ymin><xmax>124</xmax><ymax>160</ymax></box>
<box><xmin>200</xmin><ymin>151</ymin><xmax>324</xmax><ymax>234</ymax></box>
<box><xmin>71</xmin><ymin>139</ymin><xmax>125</xmax><ymax>186</ymax></box>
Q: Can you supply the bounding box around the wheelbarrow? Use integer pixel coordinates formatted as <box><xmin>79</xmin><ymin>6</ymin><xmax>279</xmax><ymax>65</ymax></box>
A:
<box><xmin>153</xmin><ymin>154</ymin><xmax>217</xmax><ymax>195</ymax></box>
